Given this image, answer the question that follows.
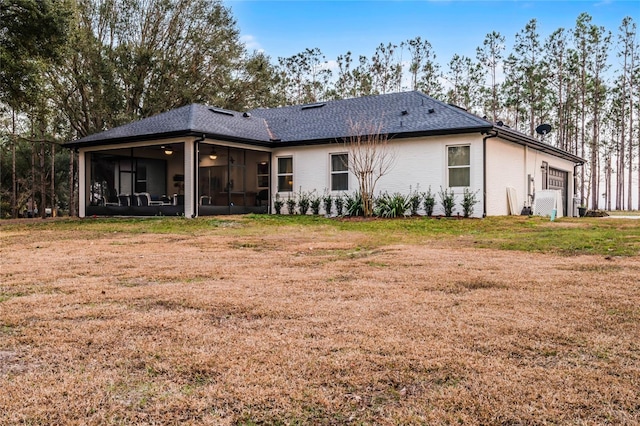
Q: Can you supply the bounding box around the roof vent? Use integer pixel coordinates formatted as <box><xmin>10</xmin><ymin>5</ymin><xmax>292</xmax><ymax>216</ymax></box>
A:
<box><xmin>301</xmin><ymin>103</ymin><xmax>326</xmax><ymax>111</ymax></box>
<box><xmin>428</xmin><ymin>108</ymin><xmax>435</xmax><ymax>114</ymax></box>
<box><xmin>401</xmin><ymin>110</ymin><xmax>409</xmax><ymax>116</ymax></box>
<box><xmin>209</xmin><ymin>108</ymin><xmax>234</xmax><ymax>117</ymax></box>
<box><xmin>243</xmin><ymin>112</ymin><xmax>251</xmax><ymax>118</ymax></box>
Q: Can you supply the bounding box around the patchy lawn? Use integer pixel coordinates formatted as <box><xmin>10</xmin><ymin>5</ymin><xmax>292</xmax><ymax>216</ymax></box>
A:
<box><xmin>1</xmin><ymin>216</ymin><xmax>639</xmax><ymax>424</ymax></box>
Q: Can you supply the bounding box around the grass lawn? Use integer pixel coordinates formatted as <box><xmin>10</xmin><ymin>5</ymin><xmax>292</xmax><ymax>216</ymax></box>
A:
<box><xmin>1</xmin><ymin>215</ymin><xmax>639</xmax><ymax>424</ymax></box>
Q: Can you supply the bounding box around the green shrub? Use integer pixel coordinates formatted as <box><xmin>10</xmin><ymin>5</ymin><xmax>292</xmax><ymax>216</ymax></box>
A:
<box><xmin>408</xmin><ymin>186</ymin><xmax>422</xmax><ymax>216</ymax></box>
<box><xmin>438</xmin><ymin>186</ymin><xmax>456</xmax><ymax>217</ymax></box>
<box><xmin>374</xmin><ymin>192</ymin><xmax>410</xmax><ymax>218</ymax></box>
<box><xmin>322</xmin><ymin>193</ymin><xmax>333</xmax><ymax>216</ymax></box>
<box><xmin>0</xmin><ymin>201</ymin><xmax>11</xmax><ymax>218</ymax></box>
<box><xmin>285</xmin><ymin>194</ymin><xmax>297</xmax><ymax>215</ymax></box>
<box><xmin>422</xmin><ymin>186</ymin><xmax>435</xmax><ymax>217</ymax></box>
<box><xmin>334</xmin><ymin>194</ymin><xmax>345</xmax><ymax>216</ymax></box>
<box><xmin>345</xmin><ymin>192</ymin><xmax>364</xmax><ymax>217</ymax></box>
<box><xmin>462</xmin><ymin>188</ymin><xmax>480</xmax><ymax>218</ymax></box>
<box><xmin>273</xmin><ymin>194</ymin><xmax>284</xmax><ymax>214</ymax></box>
<box><xmin>297</xmin><ymin>190</ymin><xmax>311</xmax><ymax>215</ymax></box>
<box><xmin>310</xmin><ymin>194</ymin><xmax>321</xmax><ymax>215</ymax></box>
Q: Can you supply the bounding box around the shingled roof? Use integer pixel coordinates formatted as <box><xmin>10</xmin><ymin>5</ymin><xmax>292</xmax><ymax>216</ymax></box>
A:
<box><xmin>64</xmin><ymin>91</ymin><xmax>584</xmax><ymax>163</ymax></box>
<box><xmin>250</xmin><ymin>91</ymin><xmax>491</xmax><ymax>144</ymax></box>
<box><xmin>66</xmin><ymin>91</ymin><xmax>491</xmax><ymax>147</ymax></box>
<box><xmin>67</xmin><ymin>103</ymin><xmax>273</xmax><ymax>147</ymax></box>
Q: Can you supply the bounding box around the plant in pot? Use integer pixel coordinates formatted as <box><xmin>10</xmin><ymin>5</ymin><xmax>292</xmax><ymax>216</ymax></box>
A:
<box><xmin>578</xmin><ymin>205</ymin><xmax>587</xmax><ymax>217</ymax></box>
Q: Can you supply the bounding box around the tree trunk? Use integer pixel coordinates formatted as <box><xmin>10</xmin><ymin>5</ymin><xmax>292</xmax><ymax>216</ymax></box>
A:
<box><xmin>51</xmin><ymin>143</ymin><xmax>56</xmax><ymax>217</ymax></box>
<box><xmin>11</xmin><ymin>110</ymin><xmax>17</xmax><ymax>218</ymax></box>
<box><xmin>31</xmin><ymin>135</ymin><xmax>36</xmax><ymax>217</ymax></box>
<box><xmin>616</xmin><ymin>134</ymin><xmax>624</xmax><ymax>211</ymax></box>
<box><xmin>590</xmin><ymin>115</ymin><xmax>599</xmax><ymax>210</ymax></box>
<box><xmin>580</xmin><ymin>97</ymin><xmax>586</xmax><ymax>205</ymax></box>
<box><xmin>40</xmin><ymin>135</ymin><xmax>46</xmax><ymax>219</ymax></box>
<box><xmin>607</xmin><ymin>155</ymin><xmax>612</xmax><ymax>211</ymax></box>
<box><xmin>628</xmin><ymin>86</ymin><xmax>634</xmax><ymax>211</ymax></box>
<box><xmin>617</xmin><ymin>101</ymin><xmax>625</xmax><ymax>211</ymax></box>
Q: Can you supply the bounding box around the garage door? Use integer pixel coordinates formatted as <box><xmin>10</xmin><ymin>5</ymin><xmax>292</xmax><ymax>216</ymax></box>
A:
<box><xmin>548</xmin><ymin>168</ymin><xmax>568</xmax><ymax>215</ymax></box>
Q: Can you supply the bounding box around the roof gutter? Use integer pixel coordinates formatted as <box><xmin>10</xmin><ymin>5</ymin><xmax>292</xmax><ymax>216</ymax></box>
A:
<box><xmin>493</xmin><ymin>127</ymin><xmax>585</xmax><ymax>164</ymax></box>
<box><xmin>63</xmin><ymin>130</ymin><xmax>273</xmax><ymax>150</ymax></box>
<box><xmin>273</xmin><ymin>126</ymin><xmax>493</xmax><ymax>148</ymax></box>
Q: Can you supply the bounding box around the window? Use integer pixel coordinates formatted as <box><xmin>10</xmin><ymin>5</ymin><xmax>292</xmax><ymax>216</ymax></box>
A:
<box><xmin>257</xmin><ymin>162</ymin><xmax>269</xmax><ymax>188</ymax></box>
<box><xmin>447</xmin><ymin>145</ymin><xmax>470</xmax><ymax>187</ymax></box>
<box><xmin>135</xmin><ymin>164</ymin><xmax>147</xmax><ymax>193</ymax></box>
<box><xmin>277</xmin><ymin>157</ymin><xmax>293</xmax><ymax>192</ymax></box>
<box><xmin>331</xmin><ymin>153</ymin><xmax>348</xmax><ymax>191</ymax></box>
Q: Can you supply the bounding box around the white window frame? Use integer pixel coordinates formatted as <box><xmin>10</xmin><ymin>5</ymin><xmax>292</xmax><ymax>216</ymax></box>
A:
<box><xmin>330</xmin><ymin>152</ymin><xmax>349</xmax><ymax>191</ymax></box>
<box><xmin>447</xmin><ymin>145</ymin><xmax>471</xmax><ymax>188</ymax></box>
<box><xmin>257</xmin><ymin>161</ymin><xmax>269</xmax><ymax>189</ymax></box>
<box><xmin>277</xmin><ymin>156</ymin><xmax>293</xmax><ymax>192</ymax></box>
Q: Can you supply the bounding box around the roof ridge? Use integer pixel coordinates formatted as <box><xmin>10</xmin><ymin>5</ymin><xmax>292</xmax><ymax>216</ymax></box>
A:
<box><xmin>187</xmin><ymin>104</ymin><xmax>197</xmax><ymax>131</ymax></box>
<box><xmin>263</xmin><ymin>118</ymin><xmax>278</xmax><ymax>141</ymax></box>
<box><xmin>417</xmin><ymin>92</ymin><xmax>490</xmax><ymax>126</ymax></box>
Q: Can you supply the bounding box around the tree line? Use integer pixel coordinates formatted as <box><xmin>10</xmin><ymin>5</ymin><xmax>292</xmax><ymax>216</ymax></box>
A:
<box><xmin>1</xmin><ymin>0</ymin><xmax>638</xmax><ymax>218</ymax></box>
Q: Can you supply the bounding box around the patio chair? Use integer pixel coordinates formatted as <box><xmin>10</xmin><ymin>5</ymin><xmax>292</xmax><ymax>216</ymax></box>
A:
<box><xmin>256</xmin><ymin>189</ymin><xmax>269</xmax><ymax>206</ymax></box>
<box><xmin>138</xmin><ymin>192</ymin><xmax>167</xmax><ymax>206</ymax></box>
<box><xmin>136</xmin><ymin>193</ymin><xmax>150</xmax><ymax>206</ymax></box>
<box><xmin>173</xmin><ymin>194</ymin><xmax>184</xmax><ymax>205</ymax></box>
<box><xmin>117</xmin><ymin>194</ymin><xmax>130</xmax><ymax>206</ymax></box>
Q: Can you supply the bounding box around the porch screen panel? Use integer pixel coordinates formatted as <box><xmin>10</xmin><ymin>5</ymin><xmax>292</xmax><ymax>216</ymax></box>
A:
<box><xmin>90</xmin><ymin>153</ymin><xmax>117</xmax><ymax>205</ymax></box>
<box><xmin>138</xmin><ymin>158</ymin><xmax>167</xmax><ymax>196</ymax></box>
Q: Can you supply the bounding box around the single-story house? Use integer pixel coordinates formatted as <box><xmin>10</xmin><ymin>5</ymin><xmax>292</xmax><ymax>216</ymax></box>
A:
<box><xmin>65</xmin><ymin>91</ymin><xmax>585</xmax><ymax>218</ymax></box>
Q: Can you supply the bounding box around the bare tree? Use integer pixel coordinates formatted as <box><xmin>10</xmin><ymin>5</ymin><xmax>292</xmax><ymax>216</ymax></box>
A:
<box><xmin>343</xmin><ymin>119</ymin><xmax>396</xmax><ymax>217</ymax></box>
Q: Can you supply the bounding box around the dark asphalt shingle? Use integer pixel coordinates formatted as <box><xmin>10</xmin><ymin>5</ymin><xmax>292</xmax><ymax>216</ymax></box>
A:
<box><xmin>67</xmin><ymin>91</ymin><xmax>492</xmax><ymax>147</ymax></box>
<box><xmin>250</xmin><ymin>91</ymin><xmax>491</xmax><ymax>142</ymax></box>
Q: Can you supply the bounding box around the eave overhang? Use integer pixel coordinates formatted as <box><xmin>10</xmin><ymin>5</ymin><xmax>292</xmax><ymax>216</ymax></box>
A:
<box><xmin>491</xmin><ymin>126</ymin><xmax>586</xmax><ymax>164</ymax></box>
<box><xmin>63</xmin><ymin>130</ymin><xmax>273</xmax><ymax>150</ymax></box>
<box><xmin>269</xmin><ymin>126</ymin><xmax>493</xmax><ymax>148</ymax></box>
<box><xmin>63</xmin><ymin>116</ymin><xmax>585</xmax><ymax>167</ymax></box>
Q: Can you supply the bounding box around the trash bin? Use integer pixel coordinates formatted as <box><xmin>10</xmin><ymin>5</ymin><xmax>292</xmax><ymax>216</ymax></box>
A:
<box><xmin>573</xmin><ymin>197</ymin><xmax>581</xmax><ymax>217</ymax></box>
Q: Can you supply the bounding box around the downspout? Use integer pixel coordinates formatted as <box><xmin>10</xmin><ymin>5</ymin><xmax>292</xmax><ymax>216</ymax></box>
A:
<box><xmin>481</xmin><ymin>130</ymin><xmax>498</xmax><ymax>218</ymax></box>
<box><xmin>573</xmin><ymin>162</ymin><xmax>580</xmax><ymax>215</ymax></box>
<box><xmin>193</xmin><ymin>134</ymin><xmax>205</xmax><ymax>218</ymax></box>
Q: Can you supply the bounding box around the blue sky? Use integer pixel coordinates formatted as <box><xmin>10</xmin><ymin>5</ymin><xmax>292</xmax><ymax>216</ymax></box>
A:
<box><xmin>224</xmin><ymin>0</ymin><xmax>637</xmax><ymax>65</ymax></box>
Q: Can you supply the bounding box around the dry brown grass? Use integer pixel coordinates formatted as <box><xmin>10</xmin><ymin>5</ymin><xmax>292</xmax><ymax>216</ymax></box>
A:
<box><xmin>1</xmin><ymin>220</ymin><xmax>639</xmax><ymax>425</ymax></box>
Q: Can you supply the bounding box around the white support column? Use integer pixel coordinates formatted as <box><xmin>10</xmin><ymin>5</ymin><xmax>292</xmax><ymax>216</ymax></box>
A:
<box><xmin>183</xmin><ymin>139</ymin><xmax>196</xmax><ymax>218</ymax></box>
<box><xmin>78</xmin><ymin>149</ymin><xmax>86</xmax><ymax>218</ymax></box>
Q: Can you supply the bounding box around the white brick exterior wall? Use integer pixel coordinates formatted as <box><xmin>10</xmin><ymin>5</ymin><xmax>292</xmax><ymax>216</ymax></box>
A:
<box><xmin>272</xmin><ymin>134</ymin><xmax>578</xmax><ymax>218</ymax></box>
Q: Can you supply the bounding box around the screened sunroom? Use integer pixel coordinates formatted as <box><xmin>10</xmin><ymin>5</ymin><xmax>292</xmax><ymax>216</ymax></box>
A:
<box><xmin>83</xmin><ymin>140</ymin><xmax>270</xmax><ymax>217</ymax></box>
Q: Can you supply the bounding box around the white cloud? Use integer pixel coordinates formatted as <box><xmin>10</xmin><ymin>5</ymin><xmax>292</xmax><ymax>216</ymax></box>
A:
<box><xmin>318</xmin><ymin>59</ymin><xmax>339</xmax><ymax>72</ymax></box>
<box><xmin>241</xmin><ymin>34</ymin><xmax>264</xmax><ymax>53</ymax></box>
